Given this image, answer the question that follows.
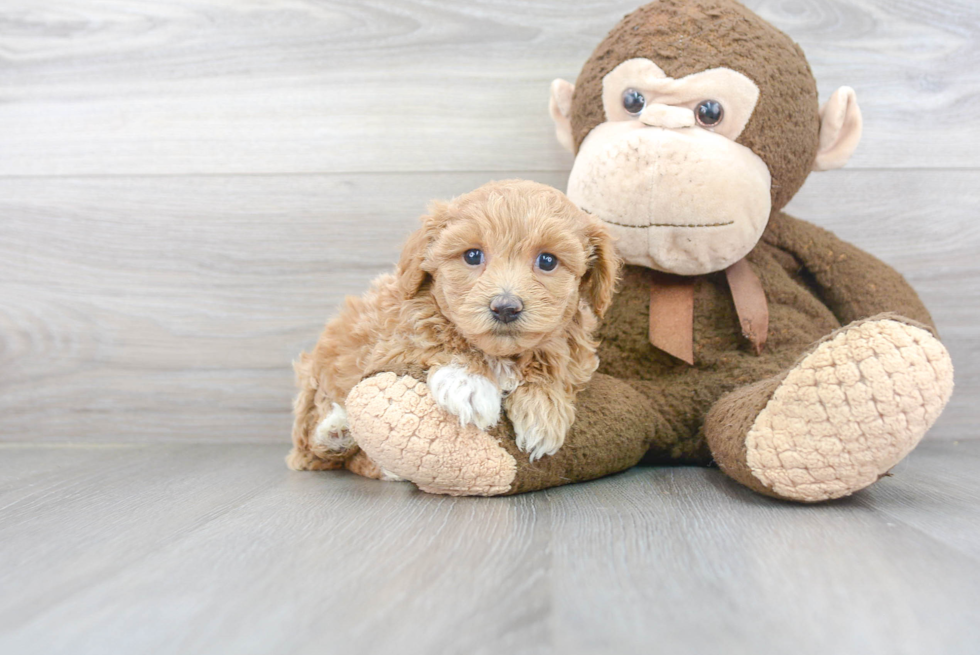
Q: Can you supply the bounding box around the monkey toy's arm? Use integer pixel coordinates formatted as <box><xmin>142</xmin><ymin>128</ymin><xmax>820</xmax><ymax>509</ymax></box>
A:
<box><xmin>762</xmin><ymin>211</ymin><xmax>937</xmax><ymax>332</ymax></box>
<box><xmin>343</xmin><ymin>369</ymin><xmax>656</xmax><ymax>496</ymax></box>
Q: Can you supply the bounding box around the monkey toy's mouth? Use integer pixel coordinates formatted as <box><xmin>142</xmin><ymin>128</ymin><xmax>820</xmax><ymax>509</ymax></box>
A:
<box><xmin>589</xmin><ymin>212</ymin><xmax>735</xmax><ymax>230</ymax></box>
<box><xmin>567</xmin><ymin>125</ymin><xmax>772</xmax><ymax>276</ymax></box>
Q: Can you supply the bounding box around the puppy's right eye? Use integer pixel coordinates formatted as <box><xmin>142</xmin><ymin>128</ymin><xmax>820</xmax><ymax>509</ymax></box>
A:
<box><xmin>463</xmin><ymin>249</ymin><xmax>484</xmax><ymax>266</ymax></box>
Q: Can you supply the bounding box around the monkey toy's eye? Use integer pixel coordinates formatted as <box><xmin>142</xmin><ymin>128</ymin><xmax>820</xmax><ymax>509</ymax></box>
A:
<box><xmin>622</xmin><ymin>88</ymin><xmax>646</xmax><ymax>116</ymax></box>
<box><xmin>463</xmin><ymin>248</ymin><xmax>484</xmax><ymax>266</ymax></box>
<box><xmin>695</xmin><ymin>100</ymin><xmax>724</xmax><ymax>127</ymax></box>
<box><xmin>536</xmin><ymin>252</ymin><xmax>559</xmax><ymax>272</ymax></box>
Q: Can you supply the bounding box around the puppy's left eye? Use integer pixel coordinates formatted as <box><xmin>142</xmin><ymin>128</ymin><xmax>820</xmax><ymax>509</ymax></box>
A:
<box><xmin>463</xmin><ymin>249</ymin><xmax>484</xmax><ymax>266</ymax></box>
<box><xmin>536</xmin><ymin>253</ymin><xmax>559</xmax><ymax>272</ymax></box>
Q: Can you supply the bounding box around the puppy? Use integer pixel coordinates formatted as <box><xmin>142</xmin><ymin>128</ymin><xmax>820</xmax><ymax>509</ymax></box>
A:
<box><xmin>288</xmin><ymin>180</ymin><xmax>620</xmax><ymax>474</ymax></box>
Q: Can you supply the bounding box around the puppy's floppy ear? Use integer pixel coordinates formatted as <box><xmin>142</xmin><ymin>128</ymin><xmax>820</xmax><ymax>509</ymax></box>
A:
<box><xmin>579</xmin><ymin>216</ymin><xmax>621</xmax><ymax>318</ymax></box>
<box><xmin>396</xmin><ymin>200</ymin><xmax>453</xmax><ymax>298</ymax></box>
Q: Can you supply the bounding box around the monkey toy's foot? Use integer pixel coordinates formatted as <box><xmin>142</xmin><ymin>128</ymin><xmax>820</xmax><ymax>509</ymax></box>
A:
<box><xmin>707</xmin><ymin>316</ymin><xmax>954</xmax><ymax>502</ymax></box>
<box><xmin>345</xmin><ymin>373</ymin><xmax>518</xmax><ymax>496</ymax></box>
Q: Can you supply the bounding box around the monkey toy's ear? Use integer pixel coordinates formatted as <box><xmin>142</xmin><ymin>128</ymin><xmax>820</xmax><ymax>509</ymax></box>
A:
<box><xmin>813</xmin><ymin>87</ymin><xmax>863</xmax><ymax>172</ymax></box>
<box><xmin>549</xmin><ymin>79</ymin><xmax>576</xmax><ymax>153</ymax></box>
<box><xmin>395</xmin><ymin>201</ymin><xmax>452</xmax><ymax>299</ymax></box>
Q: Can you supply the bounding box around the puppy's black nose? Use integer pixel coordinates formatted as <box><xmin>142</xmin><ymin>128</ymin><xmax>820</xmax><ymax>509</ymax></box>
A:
<box><xmin>490</xmin><ymin>294</ymin><xmax>523</xmax><ymax>324</ymax></box>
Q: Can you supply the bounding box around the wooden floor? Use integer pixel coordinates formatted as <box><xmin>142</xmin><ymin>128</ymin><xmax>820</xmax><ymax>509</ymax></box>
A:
<box><xmin>1</xmin><ymin>440</ymin><xmax>978</xmax><ymax>655</ymax></box>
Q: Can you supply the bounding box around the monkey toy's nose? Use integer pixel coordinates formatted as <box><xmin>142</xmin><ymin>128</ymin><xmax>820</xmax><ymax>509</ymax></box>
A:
<box><xmin>639</xmin><ymin>103</ymin><xmax>696</xmax><ymax>130</ymax></box>
<box><xmin>489</xmin><ymin>294</ymin><xmax>524</xmax><ymax>324</ymax></box>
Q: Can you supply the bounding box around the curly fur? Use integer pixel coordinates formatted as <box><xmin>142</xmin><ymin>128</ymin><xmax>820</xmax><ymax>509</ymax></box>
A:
<box><xmin>287</xmin><ymin>180</ymin><xmax>621</xmax><ymax>470</ymax></box>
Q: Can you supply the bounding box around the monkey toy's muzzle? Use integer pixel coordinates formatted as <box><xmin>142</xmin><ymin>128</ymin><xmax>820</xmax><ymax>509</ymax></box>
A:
<box><xmin>567</xmin><ymin>123</ymin><xmax>772</xmax><ymax>276</ymax></box>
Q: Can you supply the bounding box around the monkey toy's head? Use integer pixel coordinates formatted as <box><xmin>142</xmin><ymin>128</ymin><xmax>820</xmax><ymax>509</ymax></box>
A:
<box><xmin>550</xmin><ymin>0</ymin><xmax>863</xmax><ymax>276</ymax></box>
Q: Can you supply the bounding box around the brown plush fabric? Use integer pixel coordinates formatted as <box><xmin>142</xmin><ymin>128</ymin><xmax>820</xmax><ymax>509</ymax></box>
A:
<box><xmin>761</xmin><ymin>213</ymin><xmax>936</xmax><ymax>330</ymax></box>
<box><xmin>587</xmin><ymin>211</ymin><xmax>937</xmax><ymax>462</ymax></box>
<box><xmin>570</xmin><ymin>0</ymin><xmax>820</xmax><ymax>211</ymax></box>
<box><xmin>703</xmin><ymin>372</ymin><xmax>787</xmax><ymax>498</ymax></box>
<box><xmin>491</xmin><ymin>373</ymin><xmax>659</xmax><ymax>494</ymax></box>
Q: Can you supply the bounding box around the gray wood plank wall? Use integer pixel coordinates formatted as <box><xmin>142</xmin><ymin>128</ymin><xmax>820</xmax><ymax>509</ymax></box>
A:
<box><xmin>1</xmin><ymin>0</ymin><xmax>977</xmax><ymax>443</ymax></box>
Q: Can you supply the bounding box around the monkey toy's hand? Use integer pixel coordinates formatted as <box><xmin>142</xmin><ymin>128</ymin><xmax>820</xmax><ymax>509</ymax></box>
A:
<box><xmin>427</xmin><ymin>364</ymin><xmax>502</xmax><ymax>431</ymax></box>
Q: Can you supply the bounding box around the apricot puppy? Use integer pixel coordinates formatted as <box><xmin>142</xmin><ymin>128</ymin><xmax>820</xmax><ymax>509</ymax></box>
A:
<box><xmin>288</xmin><ymin>180</ymin><xmax>620</xmax><ymax>473</ymax></box>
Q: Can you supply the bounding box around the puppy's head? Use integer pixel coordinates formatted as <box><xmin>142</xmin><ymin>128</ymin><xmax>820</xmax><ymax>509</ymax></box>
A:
<box><xmin>398</xmin><ymin>180</ymin><xmax>620</xmax><ymax>357</ymax></box>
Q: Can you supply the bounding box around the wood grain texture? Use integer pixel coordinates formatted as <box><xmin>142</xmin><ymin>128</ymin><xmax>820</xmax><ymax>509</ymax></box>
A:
<box><xmin>0</xmin><ymin>0</ymin><xmax>978</xmax><ymax>175</ymax></box>
<box><xmin>546</xmin><ymin>443</ymin><xmax>980</xmax><ymax>655</ymax></box>
<box><xmin>0</xmin><ymin>0</ymin><xmax>976</xmax><ymax>442</ymax></box>
<box><xmin>1</xmin><ymin>441</ymin><xmax>978</xmax><ymax>654</ymax></box>
<box><xmin>0</xmin><ymin>171</ymin><xmax>560</xmax><ymax>443</ymax></box>
<box><xmin>1</xmin><ymin>171</ymin><xmax>976</xmax><ymax>443</ymax></box>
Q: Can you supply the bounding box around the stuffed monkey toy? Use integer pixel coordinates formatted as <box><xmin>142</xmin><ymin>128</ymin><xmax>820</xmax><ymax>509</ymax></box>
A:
<box><xmin>291</xmin><ymin>0</ymin><xmax>954</xmax><ymax>502</ymax></box>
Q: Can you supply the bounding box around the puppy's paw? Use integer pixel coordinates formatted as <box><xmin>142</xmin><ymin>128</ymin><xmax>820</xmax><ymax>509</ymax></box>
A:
<box><xmin>427</xmin><ymin>364</ymin><xmax>502</xmax><ymax>431</ymax></box>
<box><xmin>506</xmin><ymin>386</ymin><xmax>575</xmax><ymax>462</ymax></box>
<box><xmin>513</xmin><ymin>422</ymin><xmax>566</xmax><ymax>462</ymax></box>
<box><xmin>312</xmin><ymin>403</ymin><xmax>355</xmax><ymax>454</ymax></box>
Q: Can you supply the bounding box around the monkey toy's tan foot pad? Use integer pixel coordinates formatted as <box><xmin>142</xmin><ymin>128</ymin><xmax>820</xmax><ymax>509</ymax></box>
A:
<box><xmin>709</xmin><ymin>318</ymin><xmax>954</xmax><ymax>502</ymax></box>
<box><xmin>345</xmin><ymin>373</ymin><xmax>517</xmax><ymax>496</ymax></box>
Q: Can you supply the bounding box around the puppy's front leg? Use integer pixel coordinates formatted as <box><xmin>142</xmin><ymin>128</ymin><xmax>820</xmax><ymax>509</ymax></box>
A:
<box><xmin>505</xmin><ymin>383</ymin><xmax>575</xmax><ymax>462</ymax></box>
<box><xmin>427</xmin><ymin>364</ymin><xmax>502</xmax><ymax>430</ymax></box>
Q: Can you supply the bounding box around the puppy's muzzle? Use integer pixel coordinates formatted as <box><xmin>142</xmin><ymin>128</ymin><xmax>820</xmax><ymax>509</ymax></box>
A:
<box><xmin>489</xmin><ymin>294</ymin><xmax>523</xmax><ymax>324</ymax></box>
